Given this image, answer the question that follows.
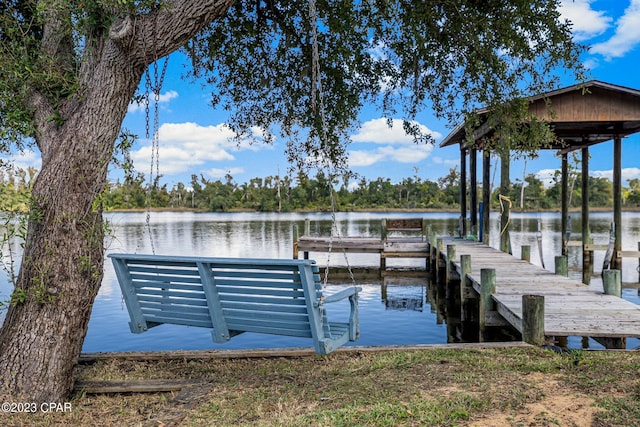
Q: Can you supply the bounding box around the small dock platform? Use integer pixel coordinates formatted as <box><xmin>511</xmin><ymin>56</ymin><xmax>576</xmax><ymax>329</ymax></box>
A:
<box><xmin>293</xmin><ymin>218</ymin><xmax>430</xmax><ymax>270</ymax></box>
<box><xmin>436</xmin><ymin>237</ymin><xmax>640</xmax><ymax>348</ymax></box>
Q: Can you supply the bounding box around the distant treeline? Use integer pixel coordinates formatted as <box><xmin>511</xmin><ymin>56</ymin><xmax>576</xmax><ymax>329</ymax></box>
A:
<box><xmin>2</xmin><ymin>167</ymin><xmax>640</xmax><ymax>213</ymax></box>
<box><xmin>99</xmin><ymin>168</ymin><xmax>640</xmax><ymax>212</ymax></box>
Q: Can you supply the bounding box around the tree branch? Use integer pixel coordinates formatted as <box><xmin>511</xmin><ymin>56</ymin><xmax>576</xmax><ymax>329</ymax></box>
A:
<box><xmin>113</xmin><ymin>0</ymin><xmax>235</xmax><ymax>66</ymax></box>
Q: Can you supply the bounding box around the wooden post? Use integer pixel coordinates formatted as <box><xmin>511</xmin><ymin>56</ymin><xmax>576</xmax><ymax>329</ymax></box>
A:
<box><xmin>429</xmin><ymin>231</ymin><xmax>438</xmax><ymax>273</ymax></box>
<box><xmin>638</xmin><ymin>241</ymin><xmax>640</xmax><ymax>284</ymax></box>
<box><xmin>479</xmin><ymin>268</ymin><xmax>496</xmax><ymax>341</ymax></box>
<box><xmin>613</xmin><ymin>136</ymin><xmax>623</xmax><ymax>270</ymax></box>
<box><xmin>521</xmin><ymin>245</ymin><xmax>531</xmax><ymax>262</ymax></box>
<box><xmin>500</xmin><ymin>150</ymin><xmax>511</xmax><ymax>254</ymax></box>
<box><xmin>479</xmin><ymin>202</ymin><xmax>484</xmax><ymax>243</ymax></box>
<box><xmin>302</xmin><ymin>218</ymin><xmax>311</xmax><ymax>259</ymax></box>
<box><xmin>555</xmin><ymin>255</ymin><xmax>568</xmax><ymax>277</ymax></box>
<box><xmin>293</xmin><ymin>224</ymin><xmax>299</xmax><ymax>259</ymax></box>
<box><xmin>522</xmin><ymin>295</ymin><xmax>545</xmax><ymax>346</ymax></box>
<box><xmin>436</xmin><ymin>238</ymin><xmax>445</xmax><ymax>283</ymax></box>
<box><xmin>561</xmin><ymin>152</ymin><xmax>569</xmax><ymax>256</ymax></box>
<box><xmin>482</xmin><ymin>150</ymin><xmax>491</xmax><ymax>245</ymax></box>
<box><xmin>460</xmin><ymin>254</ymin><xmax>473</xmax><ymax>319</ymax></box>
<box><xmin>446</xmin><ymin>244</ymin><xmax>456</xmax><ymax>285</ymax></box>
<box><xmin>381</xmin><ymin>218</ymin><xmax>388</xmax><ymax>241</ymax></box>
<box><xmin>581</xmin><ymin>146</ymin><xmax>591</xmax><ymax>285</ymax></box>
<box><xmin>423</xmin><ymin>223</ymin><xmax>431</xmax><ymax>270</ymax></box>
<box><xmin>470</xmin><ymin>148</ymin><xmax>478</xmax><ymax>237</ymax></box>
<box><xmin>460</xmin><ymin>146</ymin><xmax>467</xmax><ymax>237</ymax></box>
<box><xmin>603</xmin><ymin>269</ymin><xmax>621</xmax><ymax>298</ymax></box>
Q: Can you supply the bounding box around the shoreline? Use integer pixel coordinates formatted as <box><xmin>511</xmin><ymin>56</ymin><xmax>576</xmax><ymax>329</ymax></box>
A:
<box><xmin>104</xmin><ymin>206</ymin><xmax>640</xmax><ymax>214</ymax></box>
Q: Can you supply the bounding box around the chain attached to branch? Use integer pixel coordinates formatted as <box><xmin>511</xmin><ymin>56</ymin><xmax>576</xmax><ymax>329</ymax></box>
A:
<box><xmin>308</xmin><ymin>0</ymin><xmax>356</xmax><ymax>288</ymax></box>
<box><xmin>139</xmin><ymin>19</ymin><xmax>169</xmax><ymax>254</ymax></box>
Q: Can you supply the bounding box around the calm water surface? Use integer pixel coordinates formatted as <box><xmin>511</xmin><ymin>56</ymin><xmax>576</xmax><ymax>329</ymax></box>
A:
<box><xmin>1</xmin><ymin>211</ymin><xmax>640</xmax><ymax>351</ymax></box>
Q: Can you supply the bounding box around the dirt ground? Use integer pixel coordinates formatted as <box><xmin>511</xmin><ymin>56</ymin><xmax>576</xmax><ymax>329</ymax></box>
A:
<box><xmin>470</xmin><ymin>373</ymin><xmax>599</xmax><ymax>427</ymax></box>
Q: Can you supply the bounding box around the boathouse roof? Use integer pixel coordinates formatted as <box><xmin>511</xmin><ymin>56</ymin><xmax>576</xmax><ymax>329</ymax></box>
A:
<box><xmin>439</xmin><ymin>80</ymin><xmax>640</xmax><ymax>150</ymax></box>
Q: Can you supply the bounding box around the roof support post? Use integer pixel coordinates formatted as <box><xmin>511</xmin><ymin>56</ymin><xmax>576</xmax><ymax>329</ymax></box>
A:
<box><xmin>482</xmin><ymin>149</ymin><xmax>491</xmax><ymax>245</ymax></box>
<box><xmin>499</xmin><ymin>150</ymin><xmax>511</xmax><ymax>254</ymax></box>
<box><xmin>613</xmin><ymin>135</ymin><xmax>623</xmax><ymax>270</ymax></box>
<box><xmin>470</xmin><ymin>148</ymin><xmax>478</xmax><ymax>238</ymax></box>
<box><xmin>460</xmin><ymin>145</ymin><xmax>467</xmax><ymax>237</ymax></box>
<box><xmin>581</xmin><ymin>145</ymin><xmax>591</xmax><ymax>285</ymax></box>
<box><xmin>561</xmin><ymin>152</ymin><xmax>569</xmax><ymax>256</ymax></box>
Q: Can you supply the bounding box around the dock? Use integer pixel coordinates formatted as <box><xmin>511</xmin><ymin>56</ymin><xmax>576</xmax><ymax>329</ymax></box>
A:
<box><xmin>435</xmin><ymin>237</ymin><xmax>640</xmax><ymax>349</ymax></box>
<box><xmin>293</xmin><ymin>218</ymin><xmax>430</xmax><ymax>270</ymax></box>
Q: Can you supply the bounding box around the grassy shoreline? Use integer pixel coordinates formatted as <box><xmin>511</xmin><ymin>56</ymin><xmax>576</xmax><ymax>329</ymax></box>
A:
<box><xmin>4</xmin><ymin>345</ymin><xmax>640</xmax><ymax>426</ymax></box>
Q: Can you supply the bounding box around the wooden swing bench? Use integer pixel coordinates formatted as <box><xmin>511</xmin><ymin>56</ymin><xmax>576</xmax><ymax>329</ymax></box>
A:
<box><xmin>109</xmin><ymin>254</ymin><xmax>361</xmax><ymax>355</ymax></box>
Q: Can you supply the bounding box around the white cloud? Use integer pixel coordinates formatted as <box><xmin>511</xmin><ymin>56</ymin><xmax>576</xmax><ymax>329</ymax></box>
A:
<box><xmin>347</xmin><ymin>118</ymin><xmax>440</xmax><ymax>168</ymax></box>
<box><xmin>535</xmin><ymin>168</ymin><xmax>560</xmax><ymax>187</ymax></box>
<box><xmin>0</xmin><ymin>150</ymin><xmax>42</xmax><ymax>173</ymax></box>
<box><xmin>431</xmin><ymin>156</ymin><xmax>459</xmax><ymax>167</ymax></box>
<box><xmin>348</xmin><ymin>150</ymin><xmax>385</xmax><ymax>167</ymax></box>
<box><xmin>351</xmin><ymin>118</ymin><xmax>442</xmax><ymax>144</ymax></box>
<box><xmin>590</xmin><ymin>0</ymin><xmax>640</xmax><ymax>59</ymax></box>
<box><xmin>128</xmin><ymin>90</ymin><xmax>179</xmax><ymax>113</ymax></box>
<box><xmin>591</xmin><ymin>167</ymin><xmax>640</xmax><ymax>183</ymax></box>
<box><xmin>130</xmin><ymin>122</ymin><xmax>269</xmax><ymax>175</ymax></box>
<box><xmin>582</xmin><ymin>57</ymin><xmax>600</xmax><ymax>70</ymax></box>
<box><xmin>535</xmin><ymin>167</ymin><xmax>640</xmax><ymax>187</ymax></box>
<box><xmin>559</xmin><ymin>0</ymin><xmax>612</xmax><ymax>41</ymax></box>
<box><xmin>624</xmin><ymin>167</ymin><xmax>640</xmax><ymax>183</ymax></box>
<box><xmin>349</xmin><ymin>145</ymin><xmax>433</xmax><ymax>167</ymax></box>
<box><xmin>204</xmin><ymin>167</ymin><xmax>246</xmax><ymax>179</ymax></box>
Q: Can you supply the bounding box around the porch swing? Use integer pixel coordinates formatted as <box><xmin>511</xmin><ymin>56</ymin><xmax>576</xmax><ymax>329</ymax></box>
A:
<box><xmin>109</xmin><ymin>2</ymin><xmax>361</xmax><ymax>355</ymax></box>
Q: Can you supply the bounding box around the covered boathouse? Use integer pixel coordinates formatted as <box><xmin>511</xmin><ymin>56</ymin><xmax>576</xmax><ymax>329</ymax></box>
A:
<box><xmin>439</xmin><ymin>80</ymin><xmax>640</xmax><ymax>284</ymax></box>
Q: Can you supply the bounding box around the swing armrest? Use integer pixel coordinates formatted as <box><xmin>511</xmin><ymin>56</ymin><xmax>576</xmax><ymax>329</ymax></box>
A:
<box><xmin>317</xmin><ymin>286</ymin><xmax>361</xmax><ymax>306</ymax></box>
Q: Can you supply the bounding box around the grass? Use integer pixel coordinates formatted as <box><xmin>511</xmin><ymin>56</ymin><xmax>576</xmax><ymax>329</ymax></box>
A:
<box><xmin>2</xmin><ymin>346</ymin><xmax>640</xmax><ymax>426</ymax></box>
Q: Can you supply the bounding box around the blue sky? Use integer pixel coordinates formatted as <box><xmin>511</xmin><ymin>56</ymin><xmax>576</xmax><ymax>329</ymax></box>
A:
<box><xmin>6</xmin><ymin>1</ymin><xmax>640</xmax><ymax>189</ymax></box>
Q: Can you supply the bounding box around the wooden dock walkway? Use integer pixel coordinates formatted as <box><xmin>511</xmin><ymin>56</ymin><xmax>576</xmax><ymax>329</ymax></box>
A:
<box><xmin>436</xmin><ymin>237</ymin><xmax>640</xmax><ymax>348</ymax></box>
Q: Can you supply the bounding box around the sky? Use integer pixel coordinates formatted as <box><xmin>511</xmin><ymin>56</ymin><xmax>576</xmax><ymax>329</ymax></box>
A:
<box><xmin>6</xmin><ymin>0</ymin><xmax>640</xmax><ymax>189</ymax></box>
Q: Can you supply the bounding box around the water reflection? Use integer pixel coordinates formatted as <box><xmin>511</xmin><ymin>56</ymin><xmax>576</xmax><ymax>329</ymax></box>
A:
<box><xmin>1</xmin><ymin>211</ymin><xmax>639</xmax><ymax>351</ymax></box>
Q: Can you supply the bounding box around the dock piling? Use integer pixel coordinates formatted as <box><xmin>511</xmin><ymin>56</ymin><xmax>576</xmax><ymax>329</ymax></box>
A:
<box><xmin>603</xmin><ymin>269</ymin><xmax>621</xmax><ymax>298</ymax></box>
<box><xmin>479</xmin><ymin>268</ymin><xmax>496</xmax><ymax>341</ymax></box>
<box><xmin>459</xmin><ymin>254</ymin><xmax>476</xmax><ymax>324</ymax></box>
<box><xmin>521</xmin><ymin>245</ymin><xmax>531</xmax><ymax>263</ymax></box>
<box><xmin>381</xmin><ymin>218</ymin><xmax>387</xmax><ymax>241</ymax></box>
<box><xmin>436</xmin><ymin>238</ymin><xmax>445</xmax><ymax>283</ymax></box>
<box><xmin>293</xmin><ymin>224</ymin><xmax>299</xmax><ymax>259</ymax></box>
<box><xmin>446</xmin><ymin>244</ymin><xmax>456</xmax><ymax>284</ymax></box>
<box><xmin>522</xmin><ymin>295</ymin><xmax>545</xmax><ymax>346</ymax></box>
<box><xmin>555</xmin><ymin>256</ymin><xmax>568</xmax><ymax>277</ymax></box>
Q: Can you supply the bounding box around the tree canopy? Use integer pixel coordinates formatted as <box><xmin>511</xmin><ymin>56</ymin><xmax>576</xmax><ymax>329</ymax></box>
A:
<box><xmin>2</xmin><ymin>0</ymin><xmax>585</xmax><ymax>169</ymax></box>
<box><xmin>190</xmin><ymin>0</ymin><xmax>585</xmax><ymax>166</ymax></box>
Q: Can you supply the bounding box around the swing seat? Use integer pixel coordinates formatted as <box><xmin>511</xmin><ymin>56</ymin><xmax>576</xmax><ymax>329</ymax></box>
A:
<box><xmin>109</xmin><ymin>254</ymin><xmax>361</xmax><ymax>355</ymax></box>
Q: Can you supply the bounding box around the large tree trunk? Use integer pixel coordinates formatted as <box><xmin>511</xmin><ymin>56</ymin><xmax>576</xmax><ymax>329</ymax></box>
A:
<box><xmin>0</xmin><ymin>55</ymin><xmax>143</xmax><ymax>403</ymax></box>
<box><xmin>0</xmin><ymin>0</ymin><xmax>235</xmax><ymax>402</ymax></box>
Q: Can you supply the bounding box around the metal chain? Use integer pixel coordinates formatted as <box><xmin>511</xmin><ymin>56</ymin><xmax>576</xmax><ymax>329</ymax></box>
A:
<box><xmin>138</xmin><ymin>17</ymin><xmax>170</xmax><ymax>255</ymax></box>
<box><xmin>309</xmin><ymin>0</ymin><xmax>356</xmax><ymax>288</ymax></box>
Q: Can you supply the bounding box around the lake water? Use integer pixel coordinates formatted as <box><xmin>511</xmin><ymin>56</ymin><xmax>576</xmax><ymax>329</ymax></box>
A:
<box><xmin>1</xmin><ymin>211</ymin><xmax>640</xmax><ymax>351</ymax></box>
